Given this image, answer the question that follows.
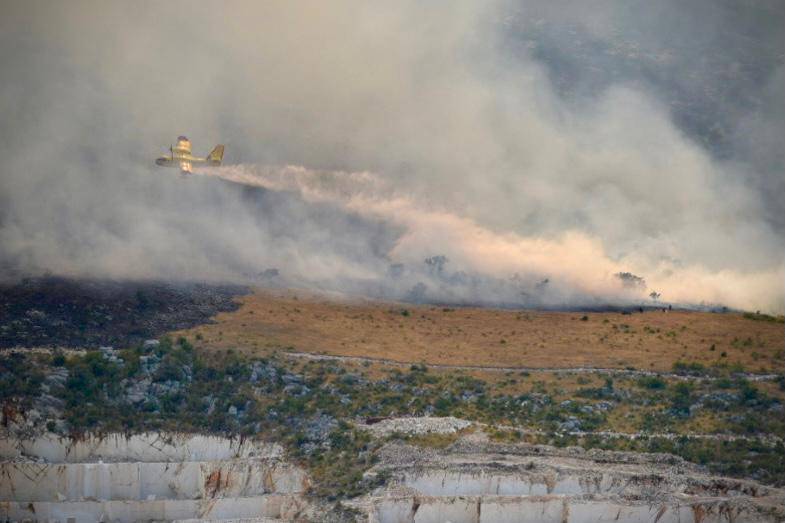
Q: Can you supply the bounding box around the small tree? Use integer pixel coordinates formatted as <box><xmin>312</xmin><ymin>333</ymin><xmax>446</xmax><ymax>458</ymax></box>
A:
<box><xmin>424</xmin><ymin>255</ymin><xmax>448</xmax><ymax>276</ymax></box>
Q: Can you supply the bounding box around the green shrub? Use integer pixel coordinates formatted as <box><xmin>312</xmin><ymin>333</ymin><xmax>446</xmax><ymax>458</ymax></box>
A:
<box><xmin>637</xmin><ymin>376</ymin><xmax>667</xmax><ymax>390</ymax></box>
<box><xmin>742</xmin><ymin>312</ymin><xmax>785</xmax><ymax>323</ymax></box>
<box><xmin>51</xmin><ymin>352</ymin><xmax>66</xmax><ymax>367</ymax></box>
<box><xmin>672</xmin><ymin>361</ymin><xmax>706</xmax><ymax>375</ymax></box>
<box><xmin>670</xmin><ymin>382</ymin><xmax>694</xmax><ymax>416</ymax></box>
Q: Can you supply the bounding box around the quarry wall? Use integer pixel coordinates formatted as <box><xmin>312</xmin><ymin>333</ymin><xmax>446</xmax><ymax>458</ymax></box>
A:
<box><xmin>0</xmin><ymin>434</ymin><xmax>307</xmax><ymax>522</ymax></box>
<box><xmin>2</xmin><ymin>430</ymin><xmax>783</xmax><ymax>522</ymax></box>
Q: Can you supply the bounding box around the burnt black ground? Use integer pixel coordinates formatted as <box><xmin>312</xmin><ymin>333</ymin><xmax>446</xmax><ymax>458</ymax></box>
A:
<box><xmin>0</xmin><ymin>277</ymin><xmax>246</xmax><ymax>348</ymax></box>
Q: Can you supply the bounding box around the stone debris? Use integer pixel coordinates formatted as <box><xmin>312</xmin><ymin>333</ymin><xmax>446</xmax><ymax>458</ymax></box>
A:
<box><xmin>559</xmin><ymin>416</ymin><xmax>582</xmax><ymax>431</ymax></box>
<box><xmin>125</xmin><ymin>378</ymin><xmax>152</xmax><ymax>404</ymax></box>
<box><xmin>283</xmin><ymin>383</ymin><xmax>311</xmax><ymax>396</ymax></box>
<box><xmin>358</xmin><ymin>416</ymin><xmax>472</xmax><ymax>437</ymax></box>
<box><xmin>45</xmin><ymin>367</ymin><xmax>69</xmax><ymax>387</ymax></box>
<box><xmin>304</xmin><ymin>414</ymin><xmax>338</xmax><ymax>442</ymax></box>
<box><xmin>174</xmin><ymin>519</ymin><xmax>284</xmax><ymax>523</ymax></box>
<box><xmin>100</xmin><ymin>345</ymin><xmax>125</xmax><ymax>366</ymax></box>
<box><xmin>250</xmin><ymin>361</ymin><xmax>278</xmax><ymax>383</ymax></box>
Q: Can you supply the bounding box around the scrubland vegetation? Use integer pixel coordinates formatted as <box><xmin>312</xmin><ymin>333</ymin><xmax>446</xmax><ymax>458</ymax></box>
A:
<box><xmin>3</xmin><ymin>333</ymin><xmax>784</xmax><ymax>489</ymax></box>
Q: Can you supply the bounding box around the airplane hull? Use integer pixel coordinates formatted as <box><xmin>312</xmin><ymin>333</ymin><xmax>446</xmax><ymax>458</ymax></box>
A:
<box><xmin>155</xmin><ymin>140</ymin><xmax>223</xmax><ymax>176</ymax></box>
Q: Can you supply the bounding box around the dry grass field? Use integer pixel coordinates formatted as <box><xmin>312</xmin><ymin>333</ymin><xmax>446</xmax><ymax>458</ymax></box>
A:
<box><xmin>178</xmin><ymin>289</ymin><xmax>784</xmax><ymax>373</ymax></box>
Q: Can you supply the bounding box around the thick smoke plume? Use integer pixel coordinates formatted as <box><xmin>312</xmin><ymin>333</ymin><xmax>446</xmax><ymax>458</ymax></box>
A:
<box><xmin>200</xmin><ymin>164</ymin><xmax>782</xmax><ymax>311</ymax></box>
<box><xmin>1</xmin><ymin>1</ymin><xmax>783</xmax><ymax>312</ymax></box>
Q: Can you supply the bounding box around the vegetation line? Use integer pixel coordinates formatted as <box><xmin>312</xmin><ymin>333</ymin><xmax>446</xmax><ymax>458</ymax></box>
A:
<box><xmin>481</xmin><ymin>422</ymin><xmax>785</xmax><ymax>445</ymax></box>
<box><xmin>284</xmin><ymin>351</ymin><xmax>780</xmax><ymax>381</ymax></box>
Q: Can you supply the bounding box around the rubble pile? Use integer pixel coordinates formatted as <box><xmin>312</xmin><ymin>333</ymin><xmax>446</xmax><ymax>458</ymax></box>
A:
<box><xmin>359</xmin><ymin>416</ymin><xmax>472</xmax><ymax>437</ymax></box>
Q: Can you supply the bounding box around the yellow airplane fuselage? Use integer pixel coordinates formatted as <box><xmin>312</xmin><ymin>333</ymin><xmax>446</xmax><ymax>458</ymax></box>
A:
<box><xmin>155</xmin><ymin>136</ymin><xmax>224</xmax><ymax>174</ymax></box>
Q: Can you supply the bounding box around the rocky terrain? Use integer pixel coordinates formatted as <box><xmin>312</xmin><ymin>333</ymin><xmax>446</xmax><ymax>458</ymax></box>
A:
<box><xmin>1</xmin><ymin>278</ymin><xmax>784</xmax><ymax>521</ymax></box>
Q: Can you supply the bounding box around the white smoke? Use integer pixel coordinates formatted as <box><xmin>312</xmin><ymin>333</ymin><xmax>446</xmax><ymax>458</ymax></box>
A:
<box><xmin>200</xmin><ymin>164</ymin><xmax>784</xmax><ymax>312</ymax></box>
<box><xmin>0</xmin><ymin>1</ymin><xmax>782</xmax><ymax>313</ymax></box>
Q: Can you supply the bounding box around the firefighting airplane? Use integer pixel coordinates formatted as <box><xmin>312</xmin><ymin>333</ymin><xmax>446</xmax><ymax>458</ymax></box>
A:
<box><xmin>155</xmin><ymin>136</ymin><xmax>224</xmax><ymax>175</ymax></box>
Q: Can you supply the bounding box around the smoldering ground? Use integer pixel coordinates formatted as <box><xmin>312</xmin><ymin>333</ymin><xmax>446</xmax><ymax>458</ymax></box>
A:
<box><xmin>0</xmin><ymin>1</ymin><xmax>782</xmax><ymax>312</ymax></box>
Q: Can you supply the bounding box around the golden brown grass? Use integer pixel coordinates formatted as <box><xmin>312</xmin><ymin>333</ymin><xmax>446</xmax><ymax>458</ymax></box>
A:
<box><xmin>177</xmin><ymin>289</ymin><xmax>784</xmax><ymax>373</ymax></box>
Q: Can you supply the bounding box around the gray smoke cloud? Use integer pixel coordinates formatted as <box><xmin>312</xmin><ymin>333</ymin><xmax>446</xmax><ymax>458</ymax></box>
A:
<box><xmin>0</xmin><ymin>1</ymin><xmax>783</xmax><ymax>312</ymax></box>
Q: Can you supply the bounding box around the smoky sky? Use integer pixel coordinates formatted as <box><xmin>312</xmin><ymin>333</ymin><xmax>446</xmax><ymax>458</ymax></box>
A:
<box><xmin>0</xmin><ymin>1</ymin><xmax>783</xmax><ymax>312</ymax></box>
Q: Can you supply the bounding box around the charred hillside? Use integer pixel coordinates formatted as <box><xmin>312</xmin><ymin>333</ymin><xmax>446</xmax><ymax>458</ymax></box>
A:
<box><xmin>0</xmin><ymin>277</ymin><xmax>246</xmax><ymax>348</ymax></box>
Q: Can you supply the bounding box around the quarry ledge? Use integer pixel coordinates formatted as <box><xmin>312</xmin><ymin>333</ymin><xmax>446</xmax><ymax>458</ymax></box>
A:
<box><xmin>2</xmin><ymin>428</ymin><xmax>785</xmax><ymax>522</ymax></box>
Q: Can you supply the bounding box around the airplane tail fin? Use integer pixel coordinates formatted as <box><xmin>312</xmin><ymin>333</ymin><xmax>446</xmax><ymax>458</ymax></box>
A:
<box><xmin>207</xmin><ymin>145</ymin><xmax>224</xmax><ymax>165</ymax></box>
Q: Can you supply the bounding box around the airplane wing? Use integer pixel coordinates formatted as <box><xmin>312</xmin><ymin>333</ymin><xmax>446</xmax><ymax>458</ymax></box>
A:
<box><xmin>206</xmin><ymin>145</ymin><xmax>224</xmax><ymax>165</ymax></box>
